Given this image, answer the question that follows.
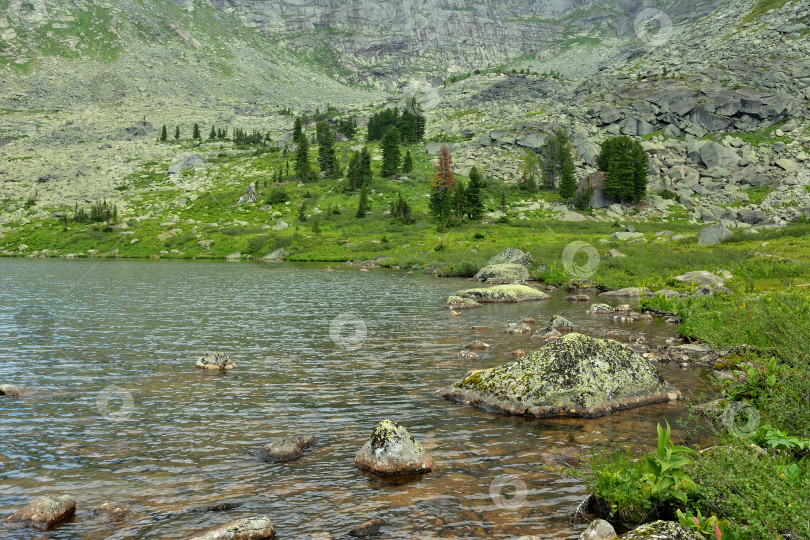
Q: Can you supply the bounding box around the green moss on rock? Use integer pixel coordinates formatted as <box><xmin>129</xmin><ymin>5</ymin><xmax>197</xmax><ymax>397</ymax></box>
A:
<box><xmin>455</xmin><ymin>284</ymin><xmax>550</xmax><ymax>302</ymax></box>
<box><xmin>439</xmin><ymin>333</ymin><xmax>680</xmax><ymax>418</ymax></box>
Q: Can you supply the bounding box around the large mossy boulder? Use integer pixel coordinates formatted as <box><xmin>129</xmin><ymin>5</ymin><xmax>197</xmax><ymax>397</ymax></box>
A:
<box><xmin>455</xmin><ymin>284</ymin><xmax>550</xmax><ymax>303</ymax></box>
<box><xmin>5</xmin><ymin>495</ymin><xmax>76</xmax><ymax>530</ymax></box>
<box><xmin>355</xmin><ymin>419</ymin><xmax>434</xmax><ymax>475</ymax></box>
<box><xmin>487</xmin><ymin>248</ymin><xmax>534</xmax><ymax>268</ymax></box>
<box><xmin>439</xmin><ymin>333</ymin><xmax>680</xmax><ymax>418</ymax></box>
<box><xmin>444</xmin><ymin>295</ymin><xmax>482</xmax><ymax>309</ymax></box>
<box><xmin>474</xmin><ymin>263</ymin><xmax>530</xmax><ymax>283</ymax></box>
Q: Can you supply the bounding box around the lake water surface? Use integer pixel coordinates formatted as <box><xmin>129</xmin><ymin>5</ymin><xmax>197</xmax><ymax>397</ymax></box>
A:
<box><xmin>0</xmin><ymin>259</ymin><xmax>713</xmax><ymax>539</ymax></box>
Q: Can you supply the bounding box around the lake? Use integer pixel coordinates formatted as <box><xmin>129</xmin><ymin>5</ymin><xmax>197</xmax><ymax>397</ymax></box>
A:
<box><xmin>0</xmin><ymin>259</ymin><xmax>713</xmax><ymax>539</ymax></box>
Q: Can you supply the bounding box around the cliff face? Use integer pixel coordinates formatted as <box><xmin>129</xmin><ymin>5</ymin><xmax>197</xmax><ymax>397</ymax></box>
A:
<box><xmin>205</xmin><ymin>0</ymin><xmax>727</xmax><ymax>86</ymax></box>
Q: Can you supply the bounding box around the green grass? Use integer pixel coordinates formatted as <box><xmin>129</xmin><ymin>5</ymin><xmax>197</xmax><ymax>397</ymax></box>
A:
<box><xmin>741</xmin><ymin>0</ymin><xmax>796</xmax><ymax>25</ymax></box>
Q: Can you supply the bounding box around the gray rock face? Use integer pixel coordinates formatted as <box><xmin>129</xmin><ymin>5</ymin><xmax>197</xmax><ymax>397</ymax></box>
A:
<box><xmin>257</xmin><ymin>435</ymin><xmax>316</xmax><ymax>463</ymax></box>
<box><xmin>186</xmin><ymin>516</ymin><xmax>276</xmax><ymax>540</ymax></box>
<box><xmin>487</xmin><ymin>248</ymin><xmax>534</xmax><ymax>268</ymax></box>
<box><xmin>580</xmin><ymin>519</ymin><xmax>617</xmax><ymax>540</ymax></box>
<box><xmin>619</xmin><ymin>520</ymin><xmax>702</xmax><ymax>539</ymax></box>
<box><xmin>168</xmin><ymin>154</ymin><xmax>206</xmax><ymax>175</ymax></box>
<box><xmin>195</xmin><ymin>352</ymin><xmax>236</xmax><ymax>371</ymax></box>
<box><xmin>6</xmin><ymin>495</ymin><xmax>76</xmax><ymax>530</ymax></box>
<box><xmin>474</xmin><ymin>263</ymin><xmax>530</xmax><ymax>283</ymax></box>
<box><xmin>440</xmin><ymin>334</ymin><xmax>680</xmax><ymax>418</ymax></box>
<box><xmin>354</xmin><ymin>419</ymin><xmax>435</xmax><ymax>475</ymax></box>
<box><xmin>698</xmin><ymin>224</ymin><xmax>733</xmax><ymax>245</ymax></box>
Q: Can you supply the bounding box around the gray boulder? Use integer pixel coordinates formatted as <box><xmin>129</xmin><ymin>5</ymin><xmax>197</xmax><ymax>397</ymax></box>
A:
<box><xmin>698</xmin><ymin>224</ymin><xmax>733</xmax><ymax>245</ymax></box>
<box><xmin>547</xmin><ymin>315</ymin><xmax>574</xmax><ymax>331</ymax></box>
<box><xmin>0</xmin><ymin>384</ymin><xmax>26</xmax><ymax>397</ymax></box>
<box><xmin>440</xmin><ymin>333</ymin><xmax>680</xmax><ymax>418</ymax></box>
<box><xmin>271</xmin><ymin>220</ymin><xmax>289</xmax><ymax>231</ymax></box>
<box><xmin>474</xmin><ymin>263</ymin><xmax>530</xmax><ymax>283</ymax></box>
<box><xmin>610</xmin><ymin>232</ymin><xmax>644</xmax><ymax>241</ymax></box>
<box><xmin>6</xmin><ymin>495</ymin><xmax>76</xmax><ymax>530</ymax></box>
<box><xmin>487</xmin><ymin>248</ymin><xmax>534</xmax><ymax>268</ymax></box>
<box><xmin>186</xmin><ymin>517</ymin><xmax>276</xmax><ymax>540</ymax></box>
<box><xmin>619</xmin><ymin>520</ymin><xmax>702</xmax><ymax>539</ymax></box>
<box><xmin>444</xmin><ymin>296</ymin><xmax>482</xmax><ymax>309</ymax></box>
<box><xmin>263</xmin><ymin>248</ymin><xmax>285</xmax><ymax>262</ymax></box>
<box><xmin>92</xmin><ymin>503</ymin><xmax>134</xmax><ymax>523</ymax></box>
<box><xmin>581</xmin><ymin>519</ymin><xmax>617</xmax><ymax>540</ymax></box>
<box><xmin>674</xmin><ymin>271</ymin><xmax>727</xmax><ymax>287</ymax></box>
<box><xmin>354</xmin><ymin>419</ymin><xmax>434</xmax><ymax>475</ymax></box>
<box><xmin>599</xmin><ymin>287</ymin><xmax>651</xmax><ymax>298</ymax></box>
<box><xmin>168</xmin><ymin>154</ymin><xmax>206</xmax><ymax>175</ymax></box>
<box><xmin>257</xmin><ymin>435</ymin><xmax>316</xmax><ymax>463</ymax></box>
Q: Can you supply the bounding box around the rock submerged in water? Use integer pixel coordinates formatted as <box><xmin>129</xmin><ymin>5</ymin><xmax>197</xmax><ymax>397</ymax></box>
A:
<box><xmin>0</xmin><ymin>384</ymin><xmax>26</xmax><ymax>397</ymax></box>
<box><xmin>474</xmin><ymin>263</ymin><xmax>530</xmax><ymax>283</ymax></box>
<box><xmin>455</xmin><ymin>284</ymin><xmax>550</xmax><ymax>303</ymax></box>
<box><xmin>581</xmin><ymin>518</ymin><xmax>617</xmax><ymax>540</ymax></box>
<box><xmin>439</xmin><ymin>333</ymin><xmax>681</xmax><ymax>418</ymax></box>
<box><xmin>354</xmin><ymin>419</ymin><xmax>434</xmax><ymax>476</ymax></box>
<box><xmin>257</xmin><ymin>435</ymin><xmax>316</xmax><ymax>463</ymax></box>
<box><xmin>92</xmin><ymin>503</ymin><xmax>134</xmax><ymax>522</ymax></box>
<box><xmin>349</xmin><ymin>517</ymin><xmax>385</xmax><ymax>537</ymax></box>
<box><xmin>195</xmin><ymin>352</ymin><xmax>236</xmax><ymax>371</ymax></box>
<box><xmin>5</xmin><ymin>495</ymin><xmax>76</xmax><ymax>530</ymax></box>
<box><xmin>185</xmin><ymin>516</ymin><xmax>276</xmax><ymax>540</ymax></box>
<box><xmin>444</xmin><ymin>295</ymin><xmax>482</xmax><ymax>309</ymax></box>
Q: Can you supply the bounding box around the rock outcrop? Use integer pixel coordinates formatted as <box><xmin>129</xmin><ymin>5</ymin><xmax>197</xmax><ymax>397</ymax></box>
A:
<box><xmin>619</xmin><ymin>520</ymin><xmax>702</xmax><ymax>539</ymax></box>
<box><xmin>440</xmin><ymin>333</ymin><xmax>680</xmax><ymax>418</ymax></box>
<box><xmin>474</xmin><ymin>263</ymin><xmax>530</xmax><ymax>283</ymax></box>
<box><xmin>487</xmin><ymin>248</ymin><xmax>534</xmax><ymax>268</ymax></box>
<box><xmin>355</xmin><ymin>419</ymin><xmax>434</xmax><ymax>475</ymax></box>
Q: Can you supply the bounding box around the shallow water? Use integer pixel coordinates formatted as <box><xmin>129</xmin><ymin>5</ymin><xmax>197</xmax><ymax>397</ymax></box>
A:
<box><xmin>0</xmin><ymin>259</ymin><xmax>713</xmax><ymax>539</ymax></box>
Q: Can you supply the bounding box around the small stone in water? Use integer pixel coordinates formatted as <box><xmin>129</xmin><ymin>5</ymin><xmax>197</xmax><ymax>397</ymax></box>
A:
<box><xmin>349</xmin><ymin>517</ymin><xmax>384</xmax><ymax>537</ymax></box>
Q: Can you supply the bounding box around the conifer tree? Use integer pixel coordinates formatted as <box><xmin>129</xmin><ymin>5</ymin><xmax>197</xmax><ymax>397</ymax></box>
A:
<box><xmin>209</xmin><ymin>126</ymin><xmax>216</xmax><ymax>140</ymax></box>
<box><xmin>293</xmin><ymin>117</ymin><xmax>303</xmax><ymax>141</ymax></box>
<box><xmin>160</xmin><ymin>125</ymin><xmax>168</xmax><ymax>142</ymax></box>
<box><xmin>295</xmin><ymin>132</ymin><xmax>311</xmax><ymax>181</ymax></box>
<box><xmin>597</xmin><ymin>135</ymin><xmax>649</xmax><ymax>203</ymax></box>
<box><xmin>390</xmin><ymin>191</ymin><xmax>413</xmax><ymax>223</ymax></box>
<box><xmin>356</xmin><ymin>184</ymin><xmax>369</xmax><ymax>218</ymax></box>
<box><xmin>174</xmin><ymin>126</ymin><xmax>180</xmax><ymax>140</ymax></box>
<box><xmin>559</xmin><ymin>152</ymin><xmax>577</xmax><ymax>203</ymax></box>
<box><xmin>465</xmin><ymin>166</ymin><xmax>484</xmax><ymax>220</ymax></box>
<box><xmin>316</xmin><ymin>121</ymin><xmax>339</xmax><ymax>178</ymax></box>
<box><xmin>430</xmin><ymin>145</ymin><xmax>456</xmax><ymax>223</ymax></box>
<box><xmin>381</xmin><ymin>126</ymin><xmax>401</xmax><ymax>177</ymax></box>
<box><xmin>193</xmin><ymin>123</ymin><xmax>201</xmax><ymax>140</ymax></box>
<box><xmin>402</xmin><ymin>149</ymin><xmax>413</xmax><ymax>173</ymax></box>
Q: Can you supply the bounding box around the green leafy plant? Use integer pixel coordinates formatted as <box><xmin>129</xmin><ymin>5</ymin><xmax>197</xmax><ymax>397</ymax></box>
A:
<box><xmin>642</xmin><ymin>422</ymin><xmax>697</xmax><ymax>504</ymax></box>
<box><xmin>753</xmin><ymin>424</ymin><xmax>809</xmax><ymax>455</ymax></box>
<box><xmin>677</xmin><ymin>509</ymin><xmax>740</xmax><ymax>540</ymax></box>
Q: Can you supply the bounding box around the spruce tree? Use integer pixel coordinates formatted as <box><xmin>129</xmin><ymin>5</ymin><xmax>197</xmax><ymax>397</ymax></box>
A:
<box><xmin>356</xmin><ymin>185</ymin><xmax>369</xmax><ymax>218</ymax></box>
<box><xmin>597</xmin><ymin>135</ymin><xmax>649</xmax><ymax>203</ymax></box>
<box><xmin>465</xmin><ymin>166</ymin><xmax>484</xmax><ymax>220</ymax></box>
<box><xmin>316</xmin><ymin>121</ymin><xmax>339</xmax><ymax>178</ymax></box>
<box><xmin>293</xmin><ymin>117</ymin><xmax>302</xmax><ymax>141</ymax></box>
<box><xmin>295</xmin><ymin>132</ymin><xmax>311</xmax><ymax>181</ymax></box>
<box><xmin>430</xmin><ymin>145</ymin><xmax>456</xmax><ymax>223</ymax></box>
<box><xmin>174</xmin><ymin>126</ymin><xmax>180</xmax><ymax>140</ymax></box>
<box><xmin>390</xmin><ymin>191</ymin><xmax>413</xmax><ymax>223</ymax></box>
<box><xmin>193</xmin><ymin>123</ymin><xmax>201</xmax><ymax>141</ymax></box>
<box><xmin>209</xmin><ymin>126</ymin><xmax>216</xmax><ymax>140</ymax></box>
<box><xmin>402</xmin><ymin>149</ymin><xmax>413</xmax><ymax>173</ymax></box>
<box><xmin>559</xmin><ymin>141</ymin><xmax>578</xmax><ymax>203</ymax></box>
<box><xmin>453</xmin><ymin>181</ymin><xmax>467</xmax><ymax>220</ymax></box>
<box><xmin>381</xmin><ymin>126</ymin><xmax>401</xmax><ymax>177</ymax></box>
<box><xmin>160</xmin><ymin>125</ymin><xmax>168</xmax><ymax>142</ymax></box>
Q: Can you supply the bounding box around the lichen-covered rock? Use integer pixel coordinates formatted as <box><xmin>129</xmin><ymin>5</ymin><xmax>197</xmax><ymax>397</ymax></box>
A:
<box><xmin>0</xmin><ymin>384</ymin><xmax>26</xmax><ymax>397</ymax></box>
<box><xmin>186</xmin><ymin>516</ymin><xmax>276</xmax><ymax>540</ymax></box>
<box><xmin>505</xmin><ymin>322</ymin><xmax>531</xmax><ymax>335</ymax></box>
<box><xmin>455</xmin><ymin>284</ymin><xmax>550</xmax><ymax>303</ymax></box>
<box><xmin>548</xmin><ymin>315</ymin><xmax>574</xmax><ymax>331</ymax></box>
<box><xmin>257</xmin><ymin>435</ymin><xmax>316</xmax><ymax>463</ymax></box>
<box><xmin>474</xmin><ymin>263</ymin><xmax>530</xmax><ymax>283</ymax></box>
<box><xmin>5</xmin><ymin>495</ymin><xmax>76</xmax><ymax>530</ymax></box>
<box><xmin>439</xmin><ymin>333</ymin><xmax>681</xmax><ymax>418</ymax></box>
<box><xmin>487</xmin><ymin>248</ymin><xmax>534</xmax><ymax>268</ymax></box>
<box><xmin>444</xmin><ymin>295</ymin><xmax>482</xmax><ymax>309</ymax></box>
<box><xmin>565</xmin><ymin>294</ymin><xmax>591</xmax><ymax>301</ymax></box>
<box><xmin>354</xmin><ymin>419</ymin><xmax>434</xmax><ymax>475</ymax></box>
<box><xmin>195</xmin><ymin>352</ymin><xmax>236</xmax><ymax>371</ymax></box>
<box><xmin>532</xmin><ymin>327</ymin><xmax>562</xmax><ymax>341</ymax></box>
<box><xmin>466</xmin><ymin>340</ymin><xmax>490</xmax><ymax>350</ymax></box>
<box><xmin>92</xmin><ymin>503</ymin><xmax>134</xmax><ymax>522</ymax></box>
<box><xmin>599</xmin><ymin>287</ymin><xmax>651</xmax><ymax>298</ymax></box>
<box><xmin>674</xmin><ymin>270</ymin><xmax>727</xmax><ymax>287</ymax></box>
<box><xmin>581</xmin><ymin>518</ymin><xmax>617</xmax><ymax>540</ymax></box>
<box><xmin>588</xmin><ymin>303</ymin><xmax>614</xmax><ymax>313</ymax></box>
<box><xmin>619</xmin><ymin>520</ymin><xmax>702</xmax><ymax>539</ymax></box>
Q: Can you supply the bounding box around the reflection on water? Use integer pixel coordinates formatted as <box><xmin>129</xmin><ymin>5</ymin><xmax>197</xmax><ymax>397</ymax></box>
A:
<box><xmin>0</xmin><ymin>259</ymin><xmax>713</xmax><ymax>539</ymax></box>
